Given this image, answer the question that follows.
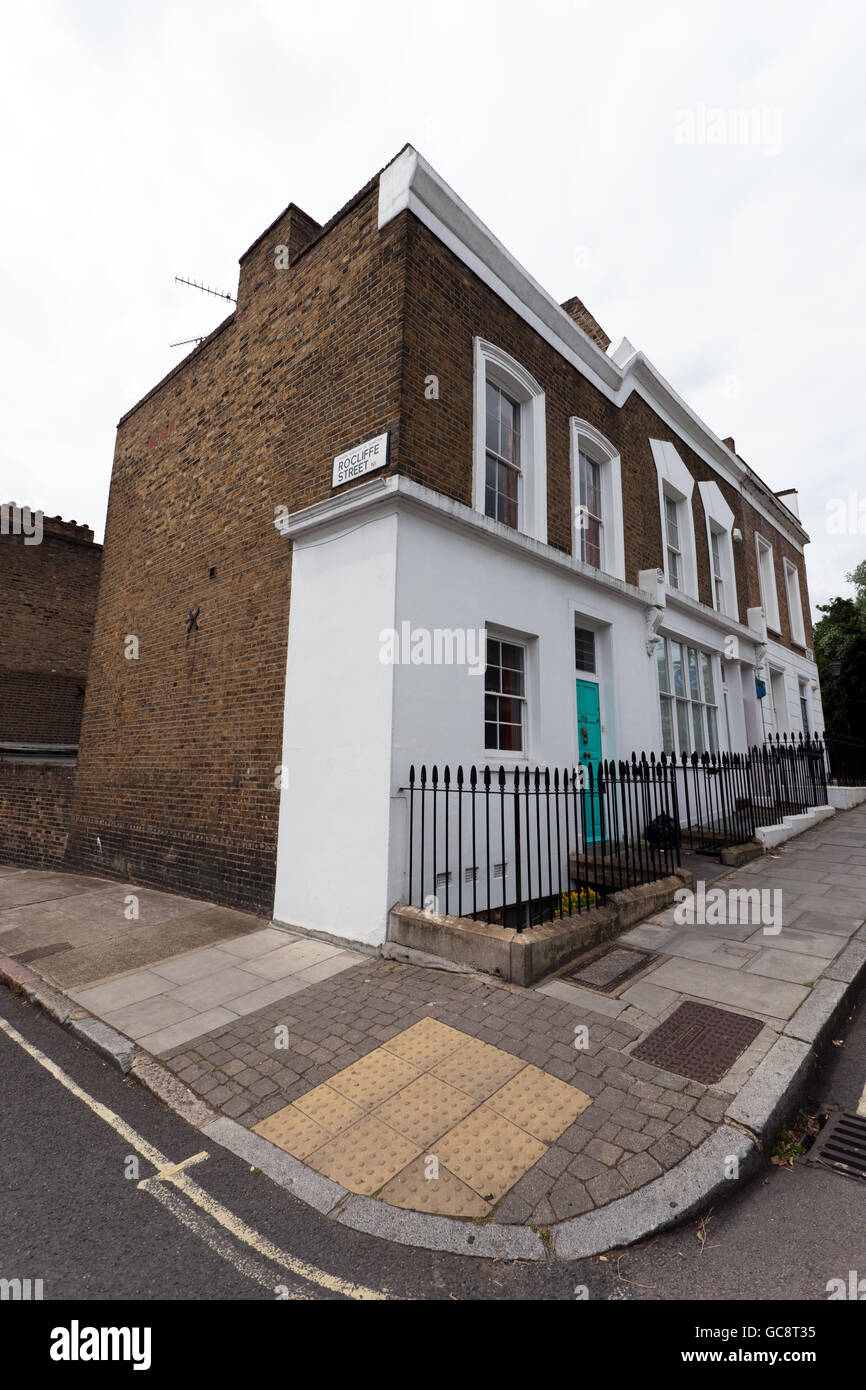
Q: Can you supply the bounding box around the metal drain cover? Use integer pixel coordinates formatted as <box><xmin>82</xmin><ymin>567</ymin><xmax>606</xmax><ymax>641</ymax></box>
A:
<box><xmin>563</xmin><ymin>946</ymin><xmax>659</xmax><ymax>996</ymax></box>
<box><xmin>632</xmin><ymin>1000</ymin><xmax>764</xmax><ymax>1084</ymax></box>
<box><xmin>807</xmin><ymin>1110</ymin><xmax>866</xmax><ymax>1181</ymax></box>
<box><xmin>14</xmin><ymin>943</ymin><xmax>72</xmax><ymax>963</ymax></box>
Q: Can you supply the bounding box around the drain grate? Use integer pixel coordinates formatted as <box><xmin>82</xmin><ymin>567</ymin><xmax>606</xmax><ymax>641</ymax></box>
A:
<box><xmin>562</xmin><ymin>946</ymin><xmax>659</xmax><ymax>996</ymax></box>
<box><xmin>632</xmin><ymin>1000</ymin><xmax>764</xmax><ymax>1084</ymax></box>
<box><xmin>807</xmin><ymin>1110</ymin><xmax>866</xmax><ymax>1182</ymax></box>
<box><xmin>14</xmin><ymin>943</ymin><xmax>72</xmax><ymax>963</ymax></box>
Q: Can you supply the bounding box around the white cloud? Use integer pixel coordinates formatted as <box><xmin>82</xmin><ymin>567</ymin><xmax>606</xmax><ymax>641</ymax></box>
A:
<box><xmin>2</xmin><ymin>0</ymin><xmax>864</xmax><ymax>612</ymax></box>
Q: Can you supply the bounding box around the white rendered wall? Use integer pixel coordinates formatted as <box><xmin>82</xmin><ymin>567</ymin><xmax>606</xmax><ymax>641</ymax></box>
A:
<box><xmin>273</xmin><ymin>512</ymin><xmax>398</xmax><ymax>945</ymax></box>
<box><xmin>763</xmin><ymin>635</ymin><xmax>825</xmax><ymax>738</ymax></box>
<box><xmin>386</xmin><ymin>508</ymin><xmax>659</xmax><ymax>915</ymax></box>
<box><xmin>272</xmin><ymin>498</ymin><xmax>825</xmax><ymax>947</ymax></box>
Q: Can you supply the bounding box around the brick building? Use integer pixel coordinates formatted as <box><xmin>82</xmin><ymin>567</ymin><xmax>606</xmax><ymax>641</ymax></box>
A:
<box><xmin>65</xmin><ymin>146</ymin><xmax>824</xmax><ymax>945</ymax></box>
<box><xmin>0</xmin><ymin>508</ymin><xmax>102</xmax><ymax>751</ymax></box>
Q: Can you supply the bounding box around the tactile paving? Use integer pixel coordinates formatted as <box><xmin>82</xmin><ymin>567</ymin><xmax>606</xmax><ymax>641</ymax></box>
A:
<box><xmin>308</xmin><ymin>1115</ymin><xmax>421</xmax><ymax>1195</ymax></box>
<box><xmin>632</xmin><ymin>1000</ymin><xmax>764</xmax><ymax>1084</ymax></box>
<box><xmin>373</xmin><ymin>1073</ymin><xmax>478</xmax><ymax>1148</ymax></box>
<box><xmin>381</xmin><ymin>1017</ymin><xmax>468</xmax><ymax>1069</ymax></box>
<box><xmin>326</xmin><ymin>1048</ymin><xmax>421</xmax><ymax>1110</ymax></box>
<box><xmin>486</xmin><ymin>1065</ymin><xmax>592</xmax><ymax>1141</ymax></box>
<box><xmin>292</xmin><ymin>1082</ymin><xmax>365</xmax><ymax>1136</ymax></box>
<box><xmin>435</xmin><ymin>1105</ymin><xmax>546</xmax><ymax>1202</ymax></box>
<box><xmin>379</xmin><ymin>1156</ymin><xmax>492</xmax><ymax>1217</ymax></box>
<box><xmin>431</xmin><ymin>1037</ymin><xmax>526</xmax><ymax>1100</ymax></box>
<box><xmin>253</xmin><ymin>1104</ymin><xmax>329</xmax><ymax>1160</ymax></box>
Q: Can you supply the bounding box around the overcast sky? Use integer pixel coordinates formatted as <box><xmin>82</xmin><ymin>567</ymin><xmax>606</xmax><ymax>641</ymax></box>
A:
<box><xmin>3</xmin><ymin>0</ymin><xmax>864</xmax><ymax>615</ymax></box>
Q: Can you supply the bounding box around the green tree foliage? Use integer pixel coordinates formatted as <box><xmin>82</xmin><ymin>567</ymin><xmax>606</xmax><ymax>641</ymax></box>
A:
<box><xmin>813</xmin><ymin>562</ymin><xmax>866</xmax><ymax>735</ymax></box>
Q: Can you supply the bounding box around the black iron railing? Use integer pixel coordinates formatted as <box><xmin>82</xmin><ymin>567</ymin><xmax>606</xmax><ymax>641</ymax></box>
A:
<box><xmin>406</xmin><ymin>758</ymin><xmax>679</xmax><ymax>932</ymax></box>
<box><xmin>405</xmin><ymin>737</ymin><xmax>829</xmax><ymax>930</ymax></box>
<box><xmin>753</xmin><ymin>733</ymin><xmax>829</xmax><ymax>818</ymax></box>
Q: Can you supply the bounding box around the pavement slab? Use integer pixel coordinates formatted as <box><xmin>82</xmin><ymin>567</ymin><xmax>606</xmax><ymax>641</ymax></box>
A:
<box><xmin>646</xmin><ymin>957</ymin><xmax>810</xmax><ymax>1019</ymax></box>
<box><xmin>2</xmin><ymin>800</ymin><xmax>865</xmax><ymax>1250</ymax></box>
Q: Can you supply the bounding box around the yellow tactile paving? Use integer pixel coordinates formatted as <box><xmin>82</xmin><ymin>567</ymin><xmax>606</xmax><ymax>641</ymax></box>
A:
<box><xmin>486</xmin><ymin>1065</ymin><xmax>592</xmax><ymax>1142</ymax></box>
<box><xmin>257</xmin><ymin>1019</ymin><xmax>590</xmax><ymax>1216</ymax></box>
<box><xmin>431</xmin><ymin>1037</ymin><xmax>526</xmax><ymax>1100</ymax></box>
<box><xmin>379</xmin><ymin>1156</ymin><xmax>492</xmax><ymax>1217</ymax></box>
<box><xmin>381</xmin><ymin>1017</ymin><xmax>468</xmax><ymax>1069</ymax></box>
<box><xmin>435</xmin><ymin>1105</ymin><xmax>547</xmax><ymax>1202</ymax></box>
<box><xmin>292</xmin><ymin>1083</ymin><xmax>366</xmax><ymax>1136</ymax></box>
<box><xmin>373</xmin><ymin>1073</ymin><xmax>478</xmax><ymax>1148</ymax></box>
<box><xmin>326</xmin><ymin>1048</ymin><xmax>421</xmax><ymax>1111</ymax></box>
<box><xmin>253</xmin><ymin>1104</ymin><xmax>329</xmax><ymax>1160</ymax></box>
<box><xmin>308</xmin><ymin>1115</ymin><xmax>421</xmax><ymax>1195</ymax></box>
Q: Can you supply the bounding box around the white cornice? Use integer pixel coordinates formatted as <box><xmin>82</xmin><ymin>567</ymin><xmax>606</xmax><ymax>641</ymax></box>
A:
<box><xmin>378</xmin><ymin>147</ymin><xmax>810</xmax><ymax>552</ymax></box>
<box><xmin>277</xmin><ymin>473</ymin><xmax>763</xmax><ymax>651</ymax></box>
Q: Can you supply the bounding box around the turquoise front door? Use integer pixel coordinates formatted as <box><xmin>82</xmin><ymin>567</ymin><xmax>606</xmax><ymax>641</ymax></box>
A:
<box><xmin>576</xmin><ymin>679</ymin><xmax>603</xmax><ymax>842</ymax></box>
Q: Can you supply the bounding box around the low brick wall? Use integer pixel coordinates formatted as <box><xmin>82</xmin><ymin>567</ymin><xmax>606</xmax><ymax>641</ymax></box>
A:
<box><xmin>389</xmin><ymin>870</ymin><xmax>692</xmax><ymax>987</ymax></box>
<box><xmin>0</xmin><ymin>762</ymin><xmax>77</xmax><ymax>869</ymax></box>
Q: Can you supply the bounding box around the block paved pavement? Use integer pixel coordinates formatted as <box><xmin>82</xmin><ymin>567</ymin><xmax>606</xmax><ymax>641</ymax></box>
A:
<box><xmin>1</xmin><ymin>800</ymin><xmax>864</xmax><ymax>1230</ymax></box>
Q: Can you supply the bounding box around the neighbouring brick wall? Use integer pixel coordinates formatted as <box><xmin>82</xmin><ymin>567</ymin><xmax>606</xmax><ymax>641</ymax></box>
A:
<box><xmin>0</xmin><ymin>520</ymin><xmax>102</xmax><ymax>744</ymax></box>
<box><xmin>398</xmin><ymin>214</ymin><xmax>812</xmax><ymax>638</ymax></box>
<box><xmin>66</xmin><ymin>177</ymin><xmax>410</xmax><ymax>914</ymax></box>
<box><xmin>0</xmin><ymin>673</ymin><xmax>85</xmax><ymax>743</ymax></box>
<box><xmin>0</xmin><ymin>762</ymin><xmax>77</xmax><ymax>869</ymax></box>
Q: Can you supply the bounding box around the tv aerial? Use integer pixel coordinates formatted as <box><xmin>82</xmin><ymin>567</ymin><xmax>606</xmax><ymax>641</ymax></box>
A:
<box><xmin>171</xmin><ymin>275</ymin><xmax>237</xmax><ymax>350</ymax></box>
<box><xmin>174</xmin><ymin>275</ymin><xmax>236</xmax><ymax>304</ymax></box>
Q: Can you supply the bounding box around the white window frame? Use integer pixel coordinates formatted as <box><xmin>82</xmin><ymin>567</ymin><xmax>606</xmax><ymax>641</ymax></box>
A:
<box><xmin>799</xmin><ymin>679</ymin><xmax>811</xmax><ymax>735</ymax></box>
<box><xmin>574</xmin><ymin>624</ymin><xmax>598</xmax><ymax>676</ymax></box>
<box><xmin>698</xmin><ymin>480</ymin><xmax>738</xmax><ymax>620</ymax></box>
<box><xmin>755</xmin><ymin>533</ymin><xmax>781</xmax><ymax>633</ymax></box>
<box><xmin>483</xmin><ymin>626</ymin><xmax>536</xmax><ymax>762</ymax></box>
<box><xmin>664</xmin><ymin>492</ymin><xmax>683</xmax><ymax>589</ymax></box>
<box><xmin>710</xmin><ymin>528</ymin><xmax>725</xmax><ymax>611</ymax></box>
<box><xmin>650</xmin><ymin>440</ymin><xmax>698</xmax><ymax>599</ymax></box>
<box><xmin>656</xmin><ymin>636</ymin><xmax>722</xmax><ymax>756</ymax></box>
<box><xmin>484</xmin><ymin>380</ymin><xmax>521</xmax><ymax>528</ymax></box>
<box><xmin>783</xmin><ymin>558</ymin><xmax>806</xmax><ymax>647</ymax></box>
<box><xmin>473</xmin><ymin>339</ymin><xmax>547</xmax><ymax>544</ymax></box>
<box><xmin>768</xmin><ymin>665</ymin><xmax>789</xmax><ymax>734</ymax></box>
<box><xmin>569</xmin><ymin>420</ymin><xmax>625</xmax><ymax>580</ymax></box>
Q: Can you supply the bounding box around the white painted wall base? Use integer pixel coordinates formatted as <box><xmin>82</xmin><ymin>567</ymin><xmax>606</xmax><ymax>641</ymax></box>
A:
<box><xmin>755</xmin><ymin>804</ymin><xmax>836</xmax><ymax>848</ymax></box>
<box><xmin>828</xmin><ymin>785</ymin><xmax>866</xmax><ymax>810</ymax></box>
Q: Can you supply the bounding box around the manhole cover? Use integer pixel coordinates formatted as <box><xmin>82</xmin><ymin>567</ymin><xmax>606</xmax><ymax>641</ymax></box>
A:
<box><xmin>807</xmin><ymin>1110</ymin><xmax>866</xmax><ymax>1182</ymax></box>
<box><xmin>632</xmin><ymin>1001</ymin><xmax>764</xmax><ymax>1084</ymax></box>
<box><xmin>14</xmin><ymin>943</ymin><xmax>72</xmax><ymax>963</ymax></box>
<box><xmin>563</xmin><ymin>946</ymin><xmax>659</xmax><ymax>995</ymax></box>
